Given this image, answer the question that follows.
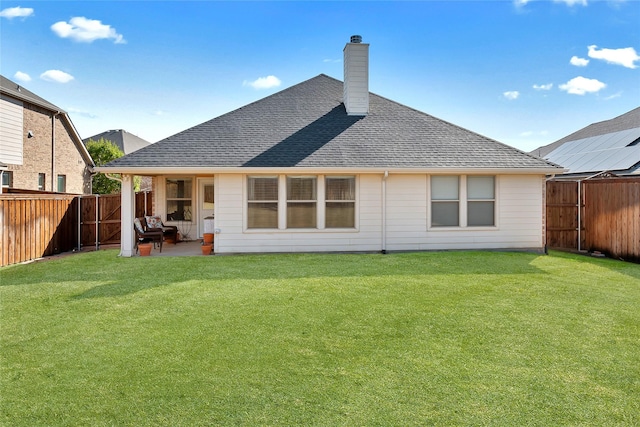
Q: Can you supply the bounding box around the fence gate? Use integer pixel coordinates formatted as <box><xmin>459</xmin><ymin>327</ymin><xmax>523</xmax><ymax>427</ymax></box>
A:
<box><xmin>546</xmin><ymin>181</ymin><xmax>583</xmax><ymax>250</ymax></box>
<box><xmin>80</xmin><ymin>192</ymin><xmax>153</xmax><ymax>249</ymax></box>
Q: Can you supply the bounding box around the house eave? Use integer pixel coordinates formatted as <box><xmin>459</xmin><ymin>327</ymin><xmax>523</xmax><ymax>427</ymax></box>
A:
<box><xmin>95</xmin><ymin>166</ymin><xmax>563</xmax><ymax>176</ymax></box>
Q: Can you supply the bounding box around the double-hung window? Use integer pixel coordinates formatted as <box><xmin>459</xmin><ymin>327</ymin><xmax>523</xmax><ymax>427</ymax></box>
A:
<box><xmin>430</xmin><ymin>175</ymin><xmax>495</xmax><ymax>228</ymax></box>
<box><xmin>325</xmin><ymin>176</ymin><xmax>355</xmax><ymax>228</ymax></box>
<box><xmin>38</xmin><ymin>173</ymin><xmax>45</xmax><ymax>191</ymax></box>
<box><xmin>287</xmin><ymin>176</ymin><xmax>317</xmax><ymax>228</ymax></box>
<box><xmin>247</xmin><ymin>175</ymin><xmax>357</xmax><ymax>230</ymax></box>
<box><xmin>431</xmin><ymin>176</ymin><xmax>460</xmax><ymax>227</ymax></box>
<box><xmin>247</xmin><ymin>176</ymin><xmax>279</xmax><ymax>229</ymax></box>
<box><xmin>467</xmin><ymin>176</ymin><xmax>495</xmax><ymax>226</ymax></box>
<box><xmin>166</xmin><ymin>178</ymin><xmax>192</xmax><ymax>221</ymax></box>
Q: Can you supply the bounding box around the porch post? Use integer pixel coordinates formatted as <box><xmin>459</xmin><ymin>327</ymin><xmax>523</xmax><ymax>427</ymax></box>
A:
<box><xmin>120</xmin><ymin>174</ymin><xmax>135</xmax><ymax>257</ymax></box>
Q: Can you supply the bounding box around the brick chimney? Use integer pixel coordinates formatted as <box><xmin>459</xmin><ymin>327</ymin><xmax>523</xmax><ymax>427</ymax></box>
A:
<box><xmin>343</xmin><ymin>35</ymin><xmax>369</xmax><ymax>116</ymax></box>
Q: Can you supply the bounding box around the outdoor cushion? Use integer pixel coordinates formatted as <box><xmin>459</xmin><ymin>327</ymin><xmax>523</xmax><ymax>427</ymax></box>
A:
<box><xmin>145</xmin><ymin>215</ymin><xmax>163</xmax><ymax>229</ymax></box>
<box><xmin>134</xmin><ymin>218</ymin><xmax>145</xmax><ymax>234</ymax></box>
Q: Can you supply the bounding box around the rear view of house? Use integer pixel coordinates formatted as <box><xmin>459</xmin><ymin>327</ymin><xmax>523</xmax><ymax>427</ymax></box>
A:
<box><xmin>0</xmin><ymin>75</ymin><xmax>94</xmax><ymax>194</ymax></box>
<box><xmin>99</xmin><ymin>36</ymin><xmax>561</xmax><ymax>256</ymax></box>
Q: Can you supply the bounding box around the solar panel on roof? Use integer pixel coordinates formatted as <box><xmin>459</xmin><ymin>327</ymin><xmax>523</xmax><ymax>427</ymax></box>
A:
<box><xmin>545</xmin><ymin>128</ymin><xmax>640</xmax><ymax>173</ymax></box>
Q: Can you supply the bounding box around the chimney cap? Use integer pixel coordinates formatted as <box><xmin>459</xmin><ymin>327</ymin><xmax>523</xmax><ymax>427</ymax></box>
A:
<box><xmin>350</xmin><ymin>35</ymin><xmax>362</xmax><ymax>44</ymax></box>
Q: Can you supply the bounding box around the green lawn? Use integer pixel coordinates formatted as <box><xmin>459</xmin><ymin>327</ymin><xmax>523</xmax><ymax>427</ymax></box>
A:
<box><xmin>1</xmin><ymin>250</ymin><xmax>639</xmax><ymax>426</ymax></box>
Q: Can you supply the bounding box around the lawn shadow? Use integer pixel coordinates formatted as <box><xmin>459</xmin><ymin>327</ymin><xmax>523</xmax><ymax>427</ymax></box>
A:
<box><xmin>14</xmin><ymin>250</ymin><xmax>632</xmax><ymax>301</ymax></box>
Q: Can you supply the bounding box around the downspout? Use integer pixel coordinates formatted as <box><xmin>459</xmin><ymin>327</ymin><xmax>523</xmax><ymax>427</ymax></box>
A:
<box><xmin>381</xmin><ymin>171</ymin><xmax>389</xmax><ymax>254</ymax></box>
<box><xmin>51</xmin><ymin>112</ymin><xmax>60</xmax><ymax>191</ymax></box>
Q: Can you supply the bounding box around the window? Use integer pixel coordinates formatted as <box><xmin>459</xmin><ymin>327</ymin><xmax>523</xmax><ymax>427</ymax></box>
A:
<box><xmin>246</xmin><ymin>175</ymin><xmax>357</xmax><ymax>231</ymax></box>
<box><xmin>38</xmin><ymin>173</ymin><xmax>45</xmax><ymax>191</ymax></box>
<box><xmin>325</xmin><ymin>176</ymin><xmax>355</xmax><ymax>228</ymax></box>
<box><xmin>247</xmin><ymin>176</ymin><xmax>278</xmax><ymax>228</ymax></box>
<box><xmin>467</xmin><ymin>176</ymin><xmax>495</xmax><ymax>226</ymax></box>
<box><xmin>431</xmin><ymin>176</ymin><xmax>459</xmax><ymax>227</ymax></box>
<box><xmin>287</xmin><ymin>176</ymin><xmax>317</xmax><ymax>228</ymax></box>
<box><xmin>57</xmin><ymin>175</ymin><xmax>66</xmax><ymax>193</ymax></box>
<box><xmin>166</xmin><ymin>178</ymin><xmax>192</xmax><ymax>221</ymax></box>
<box><xmin>1</xmin><ymin>171</ymin><xmax>12</xmax><ymax>188</ymax></box>
<box><xmin>430</xmin><ymin>175</ymin><xmax>496</xmax><ymax>228</ymax></box>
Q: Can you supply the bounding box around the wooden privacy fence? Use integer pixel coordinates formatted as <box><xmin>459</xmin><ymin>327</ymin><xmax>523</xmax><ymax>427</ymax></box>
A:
<box><xmin>1</xmin><ymin>191</ymin><xmax>153</xmax><ymax>266</ymax></box>
<box><xmin>1</xmin><ymin>194</ymin><xmax>78</xmax><ymax>267</ymax></box>
<box><xmin>546</xmin><ymin>178</ymin><xmax>640</xmax><ymax>262</ymax></box>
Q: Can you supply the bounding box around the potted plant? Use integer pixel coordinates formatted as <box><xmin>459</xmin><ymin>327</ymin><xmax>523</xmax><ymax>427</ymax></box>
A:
<box><xmin>138</xmin><ymin>242</ymin><xmax>152</xmax><ymax>256</ymax></box>
<box><xmin>201</xmin><ymin>242</ymin><xmax>212</xmax><ymax>255</ymax></box>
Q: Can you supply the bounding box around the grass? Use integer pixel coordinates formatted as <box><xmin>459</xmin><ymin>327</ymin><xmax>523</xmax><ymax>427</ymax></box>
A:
<box><xmin>1</xmin><ymin>250</ymin><xmax>639</xmax><ymax>426</ymax></box>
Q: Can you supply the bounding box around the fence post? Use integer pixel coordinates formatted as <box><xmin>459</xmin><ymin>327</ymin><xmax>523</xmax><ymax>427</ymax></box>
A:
<box><xmin>95</xmin><ymin>194</ymin><xmax>99</xmax><ymax>251</ymax></box>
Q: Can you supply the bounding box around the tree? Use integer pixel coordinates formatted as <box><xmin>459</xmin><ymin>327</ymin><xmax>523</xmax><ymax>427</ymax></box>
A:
<box><xmin>86</xmin><ymin>138</ymin><xmax>140</xmax><ymax>194</ymax></box>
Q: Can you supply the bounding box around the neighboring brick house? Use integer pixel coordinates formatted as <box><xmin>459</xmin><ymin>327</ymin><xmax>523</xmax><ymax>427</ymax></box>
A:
<box><xmin>0</xmin><ymin>75</ymin><xmax>94</xmax><ymax>194</ymax></box>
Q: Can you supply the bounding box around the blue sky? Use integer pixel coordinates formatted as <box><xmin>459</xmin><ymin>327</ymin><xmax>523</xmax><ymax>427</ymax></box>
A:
<box><xmin>1</xmin><ymin>1</ymin><xmax>639</xmax><ymax>153</ymax></box>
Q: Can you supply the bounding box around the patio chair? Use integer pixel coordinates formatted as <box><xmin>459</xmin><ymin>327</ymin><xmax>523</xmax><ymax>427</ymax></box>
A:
<box><xmin>144</xmin><ymin>215</ymin><xmax>178</xmax><ymax>244</ymax></box>
<box><xmin>134</xmin><ymin>217</ymin><xmax>163</xmax><ymax>253</ymax></box>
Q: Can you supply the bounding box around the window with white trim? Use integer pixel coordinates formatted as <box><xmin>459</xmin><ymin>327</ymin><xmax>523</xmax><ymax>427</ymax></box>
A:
<box><xmin>467</xmin><ymin>176</ymin><xmax>495</xmax><ymax>226</ymax></box>
<box><xmin>431</xmin><ymin>175</ymin><xmax>459</xmax><ymax>227</ymax></box>
<box><xmin>247</xmin><ymin>176</ymin><xmax>278</xmax><ymax>229</ymax></box>
<box><xmin>166</xmin><ymin>178</ymin><xmax>192</xmax><ymax>221</ymax></box>
<box><xmin>1</xmin><ymin>171</ymin><xmax>12</xmax><ymax>188</ymax></box>
<box><xmin>246</xmin><ymin>175</ymin><xmax>357</xmax><ymax>230</ymax></box>
<box><xmin>430</xmin><ymin>175</ymin><xmax>495</xmax><ymax>228</ymax></box>
<box><xmin>287</xmin><ymin>176</ymin><xmax>317</xmax><ymax>228</ymax></box>
<box><xmin>325</xmin><ymin>176</ymin><xmax>355</xmax><ymax>228</ymax></box>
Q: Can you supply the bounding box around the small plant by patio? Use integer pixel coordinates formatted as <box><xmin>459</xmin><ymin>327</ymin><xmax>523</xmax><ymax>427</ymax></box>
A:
<box><xmin>1</xmin><ymin>251</ymin><xmax>639</xmax><ymax>426</ymax></box>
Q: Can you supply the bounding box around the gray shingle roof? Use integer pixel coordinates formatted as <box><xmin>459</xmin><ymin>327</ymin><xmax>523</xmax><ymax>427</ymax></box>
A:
<box><xmin>103</xmin><ymin>74</ymin><xmax>559</xmax><ymax>170</ymax></box>
<box><xmin>84</xmin><ymin>129</ymin><xmax>151</xmax><ymax>154</ymax></box>
<box><xmin>0</xmin><ymin>75</ymin><xmax>63</xmax><ymax>113</ymax></box>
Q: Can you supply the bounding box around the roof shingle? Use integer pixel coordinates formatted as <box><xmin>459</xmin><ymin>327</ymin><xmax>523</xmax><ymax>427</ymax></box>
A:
<box><xmin>103</xmin><ymin>74</ymin><xmax>559</xmax><ymax>171</ymax></box>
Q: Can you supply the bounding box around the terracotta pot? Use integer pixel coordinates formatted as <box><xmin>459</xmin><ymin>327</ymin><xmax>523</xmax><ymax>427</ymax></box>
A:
<box><xmin>203</xmin><ymin>233</ymin><xmax>214</xmax><ymax>244</ymax></box>
<box><xmin>138</xmin><ymin>243</ymin><xmax>152</xmax><ymax>256</ymax></box>
<box><xmin>201</xmin><ymin>244</ymin><xmax>212</xmax><ymax>255</ymax></box>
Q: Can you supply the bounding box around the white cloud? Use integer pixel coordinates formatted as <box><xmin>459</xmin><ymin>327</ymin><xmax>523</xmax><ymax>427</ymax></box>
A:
<box><xmin>503</xmin><ymin>91</ymin><xmax>520</xmax><ymax>100</ymax></box>
<box><xmin>0</xmin><ymin>6</ymin><xmax>34</xmax><ymax>19</ymax></box>
<box><xmin>559</xmin><ymin>76</ymin><xmax>606</xmax><ymax>95</ymax></box>
<box><xmin>533</xmin><ymin>83</ymin><xmax>553</xmax><ymax>91</ymax></box>
<box><xmin>40</xmin><ymin>70</ymin><xmax>75</xmax><ymax>83</ymax></box>
<box><xmin>14</xmin><ymin>71</ymin><xmax>32</xmax><ymax>82</ymax></box>
<box><xmin>554</xmin><ymin>0</ymin><xmax>588</xmax><ymax>6</ymax></box>
<box><xmin>570</xmin><ymin>56</ymin><xmax>589</xmax><ymax>67</ymax></box>
<box><xmin>51</xmin><ymin>17</ymin><xmax>126</xmax><ymax>44</ymax></box>
<box><xmin>67</xmin><ymin>107</ymin><xmax>97</xmax><ymax>119</ymax></box>
<box><xmin>323</xmin><ymin>59</ymin><xmax>341</xmax><ymax>63</ymax></box>
<box><xmin>587</xmin><ymin>45</ymin><xmax>640</xmax><ymax>69</ymax></box>
<box><xmin>604</xmin><ymin>91</ymin><xmax>622</xmax><ymax>100</ymax></box>
<box><xmin>243</xmin><ymin>75</ymin><xmax>282</xmax><ymax>90</ymax></box>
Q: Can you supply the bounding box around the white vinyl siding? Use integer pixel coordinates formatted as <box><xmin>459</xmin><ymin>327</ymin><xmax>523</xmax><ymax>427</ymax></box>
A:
<box><xmin>0</xmin><ymin>95</ymin><xmax>24</xmax><ymax>165</ymax></box>
<box><xmin>165</xmin><ymin>173</ymin><xmax>545</xmax><ymax>254</ymax></box>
